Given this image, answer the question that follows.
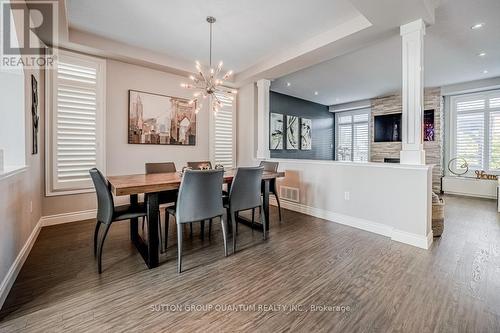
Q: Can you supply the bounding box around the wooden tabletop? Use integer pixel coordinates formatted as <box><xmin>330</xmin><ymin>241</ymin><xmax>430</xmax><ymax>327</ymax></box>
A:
<box><xmin>107</xmin><ymin>169</ymin><xmax>285</xmax><ymax>196</ymax></box>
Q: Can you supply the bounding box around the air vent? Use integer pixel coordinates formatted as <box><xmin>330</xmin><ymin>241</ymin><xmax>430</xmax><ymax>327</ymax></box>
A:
<box><xmin>280</xmin><ymin>186</ymin><xmax>299</xmax><ymax>203</ymax></box>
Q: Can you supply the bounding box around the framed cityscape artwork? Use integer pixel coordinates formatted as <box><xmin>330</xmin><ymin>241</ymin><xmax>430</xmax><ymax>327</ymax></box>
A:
<box><xmin>128</xmin><ymin>90</ymin><xmax>197</xmax><ymax>145</ymax></box>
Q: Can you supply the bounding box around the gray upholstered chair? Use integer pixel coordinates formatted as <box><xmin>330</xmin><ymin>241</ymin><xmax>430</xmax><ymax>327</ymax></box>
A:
<box><xmin>187</xmin><ymin>161</ymin><xmax>212</xmax><ymax>170</ymax></box>
<box><xmin>166</xmin><ymin>169</ymin><xmax>228</xmax><ymax>273</ymax></box>
<box><xmin>89</xmin><ymin>168</ymin><xmax>147</xmax><ymax>274</ymax></box>
<box><xmin>224</xmin><ymin>167</ymin><xmax>266</xmax><ymax>253</ymax></box>
<box><xmin>259</xmin><ymin>161</ymin><xmax>282</xmax><ymax>222</ymax></box>
<box><xmin>145</xmin><ymin>162</ymin><xmax>178</xmax><ymax>253</ymax></box>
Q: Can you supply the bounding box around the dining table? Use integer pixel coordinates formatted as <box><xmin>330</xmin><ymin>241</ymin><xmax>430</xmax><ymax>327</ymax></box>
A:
<box><xmin>107</xmin><ymin>168</ymin><xmax>285</xmax><ymax>269</ymax></box>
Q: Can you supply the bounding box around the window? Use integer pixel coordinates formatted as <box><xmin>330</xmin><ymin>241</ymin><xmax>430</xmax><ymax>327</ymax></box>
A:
<box><xmin>335</xmin><ymin>109</ymin><xmax>370</xmax><ymax>162</ymax></box>
<box><xmin>46</xmin><ymin>50</ymin><xmax>106</xmax><ymax>195</ymax></box>
<box><xmin>210</xmin><ymin>91</ymin><xmax>236</xmax><ymax>168</ymax></box>
<box><xmin>450</xmin><ymin>90</ymin><xmax>500</xmax><ymax>175</ymax></box>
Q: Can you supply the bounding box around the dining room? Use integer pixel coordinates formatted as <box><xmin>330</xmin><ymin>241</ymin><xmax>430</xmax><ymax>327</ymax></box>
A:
<box><xmin>2</xmin><ymin>0</ymin><xmax>500</xmax><ymax>332</ymax></box>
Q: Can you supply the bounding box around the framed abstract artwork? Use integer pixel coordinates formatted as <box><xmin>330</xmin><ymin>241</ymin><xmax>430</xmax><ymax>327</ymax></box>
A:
<box><xmin>300</xmin><ymin>118</ymin><xmax>312</xmax><ymax>150</ymax></box>
<box><xmin>31</xmin><ymin>75</ymin><xmax>39</xmax><ymax>154</ymax></box>
<box><xmin>286</xmin><ymin>115</ymin><xmax>299</xmax><ymax>150</ymax></box>
<box><xmin>270</xmin><ymin>113</ymin><xmax>284</xmax><ymax>149</ymax></box>
<box><xmin>128</xmin><ymin>90</ymin><xmax>197</xmax><ymax>145</ymax></box>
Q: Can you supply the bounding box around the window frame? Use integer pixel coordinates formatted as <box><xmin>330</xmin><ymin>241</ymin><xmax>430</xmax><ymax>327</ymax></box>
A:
<box><xmin>45</xmin><ymin>49</ymin><xmax>106</xmax><ymax>196</ymax></box>
<box><xmin>335</xmin><ymin>108</ymin><xmax>370</xmax><ymax>162</ymax></box>
<box><xmin>209</xmin><ymin>90</ymin><xmax>237</xmax><ymax>168</ymax></box>
<box><xmin>449</xmin><ymin>89</ymin><xmax>500</xmax><ymax>176</ymax></box>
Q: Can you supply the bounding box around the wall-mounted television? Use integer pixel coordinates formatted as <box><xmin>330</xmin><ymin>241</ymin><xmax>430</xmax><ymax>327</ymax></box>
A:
<box><xmin>374</xmin><ymin>113</ymin><xmax>401</xmax><ymax>142</ymax></box>
<box><xmin>374</xmin><ymin>110</ymin><xmax>435</xmax><ymax>143</ymax></box>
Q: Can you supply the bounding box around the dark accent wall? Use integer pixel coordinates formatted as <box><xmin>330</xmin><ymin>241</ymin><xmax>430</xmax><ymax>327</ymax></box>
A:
<box><xmin>270</xmin><ymin>91</ymin><xmax>334</xmax><ymax>160</ymax></box>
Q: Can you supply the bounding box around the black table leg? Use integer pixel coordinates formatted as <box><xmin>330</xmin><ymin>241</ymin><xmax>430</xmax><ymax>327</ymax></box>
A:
<box><xmin>262</xmin><ymin>179</ymin><xmax>270</xmax><ymax>231</ymax></box>
<box><xmin>130</xmin><ymin>194</ymin><xmax>139</xmax><ymax>242</ymax></box>
<box><xmin>146</xmin><ymin>192</ymin><xmax>160</xmax><ymax>268</ymax></box>
<box><xmin>130</xmin><ymin>193</ymin><xmax>160</xmax><ymax>269</ymax></box>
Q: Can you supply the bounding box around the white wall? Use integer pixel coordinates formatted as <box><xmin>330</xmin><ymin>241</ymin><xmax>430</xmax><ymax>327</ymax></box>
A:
<box><xmin>0</xmin><ymin>1</ymin><xmax>44</xmax><ymax>308</ymax></box>
<box><xmin>43</xmin><ymin>59</ymin><xmax>211</xmax><ymax>215</ymax></box>
<box><xmin>273</xmin><ymin>159</ymin><xmax>433</xmax><ymax>248</ymax></box>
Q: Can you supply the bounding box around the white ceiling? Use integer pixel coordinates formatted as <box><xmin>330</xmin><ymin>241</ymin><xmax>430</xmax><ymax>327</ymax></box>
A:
<box><xmin>271</xmin><ymin>0</ymin><xmax>500</xmax><ymax>105</ymax></box>
<box><xmin>66</xmin><ymin>0</ymin><xmax>361</xmax><ymax>73</ymax></box>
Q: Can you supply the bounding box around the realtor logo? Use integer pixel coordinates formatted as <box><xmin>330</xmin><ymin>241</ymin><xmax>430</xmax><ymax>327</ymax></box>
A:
<box><xmin>1</xmin><ymin>0</ymin><xmax>58</xmax><ymax>69</ymax></box>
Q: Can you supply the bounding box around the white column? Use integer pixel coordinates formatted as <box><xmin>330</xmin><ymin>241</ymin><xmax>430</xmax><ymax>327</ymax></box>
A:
<box><xmin>400</xmin><ymin>19</ymin><xmax>426</xmax><ymax>165</ymax></box>
<box><xmin>256</xmin><ymin>79</ymin><xmax>271</xmax><ymax>160</ymax></box>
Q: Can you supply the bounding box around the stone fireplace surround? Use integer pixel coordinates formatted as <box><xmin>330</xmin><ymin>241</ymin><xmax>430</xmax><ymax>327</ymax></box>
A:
<box><xmin>370</xmin><ymin>88</ymin><xmax>443</xmax><ymax>191</ymax></box>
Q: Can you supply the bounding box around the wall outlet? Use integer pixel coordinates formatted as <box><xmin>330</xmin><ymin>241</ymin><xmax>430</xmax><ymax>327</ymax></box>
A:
<box><xmin>344</xmin><ymin>191</ymin><xmax>350</xmax><ymax>201</ymax></box>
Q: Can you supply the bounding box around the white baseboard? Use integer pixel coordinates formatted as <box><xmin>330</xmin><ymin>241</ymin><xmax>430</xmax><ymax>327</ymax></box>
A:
<box><xmin>0</xmin><ymin>218</ymin><xmax>42</xmax><ymax>309</ymax></box>
<box><xmin>40</xmin><ymin>209</ymin><xmax>97</xmax><ymax>227</ymax></box>
<box><xmin>392</xmin><ymin>228</ymin><xmax>433</xmax><ymax>249</ymax></box>
<box><xmin>270</xmin><ymin>198</ymin><xmax>431</xmax><ymax>250</ymax></box>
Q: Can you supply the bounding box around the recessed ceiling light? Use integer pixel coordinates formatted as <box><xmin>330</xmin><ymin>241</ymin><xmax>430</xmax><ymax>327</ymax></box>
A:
<box><xmin>483</xmin><ymin>70</ymin><xmax>489</xmax><ymax>74</ymax></box>
<box><xmin>314</xmin><ymin>91</ymin><xmax>319</xmax><ymax>96</ymax></box>
<box><xmin>471</xmin><ymin>23</ymin><xmax>484</xmax><ymax>30</ymax></box>
<box><xmin>286</xmin><ymin>82</ymin><xmax>291</xmax><ymax>87</ymax></box>
<box><xmin>478</xmin><ymin>52</ymin><xmax>486</xmax><ymax>57</ymax></box>
<box><xmin>335</xmin><ymin>98</ymin><xmax>340</xmax><ymax>102</ymax></box>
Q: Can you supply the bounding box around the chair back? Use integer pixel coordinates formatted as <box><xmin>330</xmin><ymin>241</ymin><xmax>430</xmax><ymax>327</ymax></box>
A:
<box><xmin>176</xmin><ymin>169</ymin><xmax>224</xmax><ymax>223</ymax></box>
<box><xmin>259</xmin><ymin>161</ymin><xmax>279</xmax><ymax>172</ymax></box>
<box><xmin>229</xmin><ymin>167</ymin><xmax>264</xmax><ymax>212</ymax></box>
<box><xmin>145</xmin><ymin>162</ymin><xmax>176</xmax><ymax>174</ymax></box>
<box><xmin>89</xmin><ymin>168</ymin><xmax>114</xmax><ymax>224</ymax></box>
<box><xmin>187</xmin><ymin>161</ymin><xmax>212</xmax><ymax>170</ymax></box>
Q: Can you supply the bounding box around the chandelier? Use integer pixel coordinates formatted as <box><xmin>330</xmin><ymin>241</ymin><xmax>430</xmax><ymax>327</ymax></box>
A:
<box><xmin>181</xmin><ymin>16</ymin><xmax>237</xmax><ymax>115</ymax></box>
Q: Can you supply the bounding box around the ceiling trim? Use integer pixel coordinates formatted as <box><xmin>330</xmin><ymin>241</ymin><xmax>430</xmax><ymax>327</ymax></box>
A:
<box><xmin>234</xmin><ymin>14</ymin><xmax>372</xmax><ymax>86</ymax></box>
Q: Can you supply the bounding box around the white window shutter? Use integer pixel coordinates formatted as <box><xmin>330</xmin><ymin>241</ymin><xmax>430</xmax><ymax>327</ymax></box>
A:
<box><xmin>489</xmin><ymin>110</ymin><xmax>500</xmax><ymax>170</ymax></box>
<box><xmin>337</xmin><ymin>124</ymin><xmax>352</xmax><ymax>161</ymax></box>
<box><xmin>212</xmin><ymin>91</ymin><xmax>235</xmax><ymax>168</ymax></box>
<box><xmin>353</xmin><ymin>122</ymin><xmax>369</xmax><ymax>162</ymax></box>
<box><xmin>336</xmin><ymin>108</ymin><xmax>370</xmax><ymax>162</ymax></box>
<box><xmin>47</xmin><ymin>50</ymin><xmax>106</xmax><ymax>195</ymax></box>
<box><xmin>455</xmin><ymin>111</ymin><xmax>484</xmax><ymax>170</ymax></box>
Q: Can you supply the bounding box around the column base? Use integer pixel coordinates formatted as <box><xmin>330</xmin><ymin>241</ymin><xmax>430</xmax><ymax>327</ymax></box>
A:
<box><xmin>400</xmin><ymin>150</ymin><xmax>426</xmax><ymax>165</ymax></box>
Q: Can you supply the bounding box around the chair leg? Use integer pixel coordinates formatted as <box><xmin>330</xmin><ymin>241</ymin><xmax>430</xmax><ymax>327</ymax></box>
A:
<box><xmin>190</xmin><ymin>223</ymin><xmax>193</xmax><ymax>238</ymax></box>
<box><xmin>98</xmin><ymin>223</ymin><xmax>112</xmax><ymax>274</ymax></box>
<box><xmin>93</xmin><ymin>221</ymin><xmax>101</xmax><ymax>258</ymax></box>
<box><xmin>177</xmin><ymin>223</ymin><xmax>183</xmax><ymax>273</ymax></box>
<box><xmin>251</xmin><ymin>208</ymin><xmax>255</xmax><ymax>231</ymax></box>
<box><xmin>261</xmin><ymin>204</ymin><xmax>268</xmax><ymax>240</ymax></box>
<box><xmin>220</xmin><ymin>216</ymin><xmax>228</xmax><ymax>257</ymax></box>
<box><xmin>164</xmin><ymin>209</ymin><xmax>169</xmax><ymax>253</ymax></box>
<box><xmin>226</xmin><ymin>208</ymin><xmax>232</xmax><ymax>233</ymax></box>
<box><xmin>231</xmin><ymin>211</ymin><xmax>237</xmax><ymax>253</ymax></box>
<box><xmin>208</xmin><ymin>219</ymin><xmax>212</xmax><ymax>240</ymax></box>
<box><xmin>158</xmin><ymin>214</ymin><xmax>164</xmax><ymax>254</ymax></box>
<box><xmin>200</xmin><ymin>220</ymin><xmax>205</xmax><ymax>240</ymax></box>
<box><xmin>274</xmin><ymin>192</ymin><xmax>282</xmax><ymax>222</ymax></box>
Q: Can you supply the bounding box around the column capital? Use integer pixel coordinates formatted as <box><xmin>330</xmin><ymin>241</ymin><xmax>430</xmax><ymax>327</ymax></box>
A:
<box><xmin>400</xmin><ymin>19</ymin><xmax>426</xmax><ymax>36</ymax></box>
<box><xmin>256</xmin><ymin>79</ymin><xmax>271</xmax><ymax>89</ymax></box>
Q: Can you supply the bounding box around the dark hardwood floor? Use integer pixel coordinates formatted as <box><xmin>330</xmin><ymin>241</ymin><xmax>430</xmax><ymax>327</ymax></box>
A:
<box><xmin>1</xmin><ymin>195</ymin><xmax>500</xmax><ymax>332</ymax></box>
